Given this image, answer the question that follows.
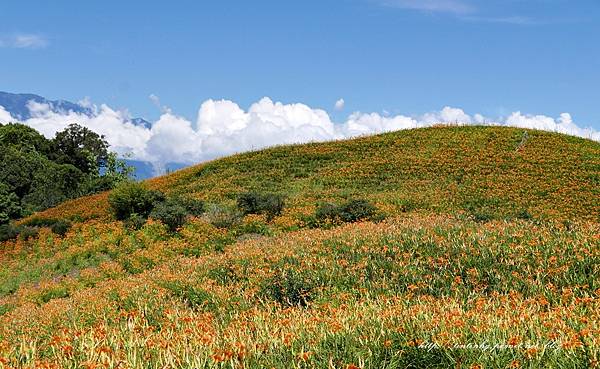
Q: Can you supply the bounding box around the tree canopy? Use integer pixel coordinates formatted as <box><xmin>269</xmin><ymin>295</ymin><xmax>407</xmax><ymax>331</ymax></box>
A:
<box><xmin>0</xmin><ymin>123</ymin><xmax>133</xmax><ymax>223</ymax></box>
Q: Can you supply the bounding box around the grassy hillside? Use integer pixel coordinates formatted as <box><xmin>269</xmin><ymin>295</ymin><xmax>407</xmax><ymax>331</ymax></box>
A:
<box><xmin>1</xmin><ymin>126</ymin><xmax>599</xmax><ymax>368</ymax></box>
<box><xmin>37</xmin><ymin>126</ymin><xmax>599</xmax><ymax>223</ymax></box>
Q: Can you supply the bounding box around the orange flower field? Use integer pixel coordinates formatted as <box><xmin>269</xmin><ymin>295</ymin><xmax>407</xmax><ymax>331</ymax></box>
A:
<box><xmin>1</xmin><ymin>126</ymin><xmax>599</xmax><ymax>368</ymax></box>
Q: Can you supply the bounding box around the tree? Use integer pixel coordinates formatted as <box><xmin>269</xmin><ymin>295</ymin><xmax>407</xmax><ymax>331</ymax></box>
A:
<box><xmin>52</xmin><ymin>123</ymin><xmax>109</xmax><ymax>174</ymax></box>
<box><xmin>0</xmin><ymin>183</ymin><xmax>22</xmax><ymax>224</ymax></box>
<box><xmin>0</xmin><ymin>145</ymin><xmax>43</xmax><ymax>199</ymax></box>
<box><xmin>0</xmin><ymin>123</ymin><xmax>52</xmax><ymax>155</ymax></box>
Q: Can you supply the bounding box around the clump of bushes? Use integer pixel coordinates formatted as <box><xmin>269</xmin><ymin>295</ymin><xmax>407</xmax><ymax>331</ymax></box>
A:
<box><xmin>0</xmin><ymin>217</ymin><xmax>72</xmax><ymax>242</ymax></box>
<box><xmin>262</xmin><ymin>268</ymin><xmax>315</xmax><ymax>307</ymax></box>
<box><xmin>108</xmin><ymin>182</ymin><xmax>164</xmax><ymax>220</ymax></box>
<box><xmin>108</xmin><ymin>181</ymin><xmax>205</xmax><ymax>232</ymax></box>
<box><xmin>149</xmin><ymin>199</ymin><xmax>188</xmax><ymax>232</ymax></box>
<box><xmin>123</xmin><ymin>213</ymin><xmax>147</xmax><ymax>230</ymax></box>
<box><xmin>309</xmin><ymin>198</ymin><xmax>381</xmax><ymax>227</ymax></box>
<box><xmin>0</xmin><ymin>224</ymin><xmax>24</xmax><ymax>242</ymax></box>
<box><xmin>204</xmin><ymin>204</ymin><xmax>242</xmax><ymax>229</ymax></box>
<box><xmin>237</xmin><ymin>192</ymin><xmax>284</xmax><ymax>220</ymax></box>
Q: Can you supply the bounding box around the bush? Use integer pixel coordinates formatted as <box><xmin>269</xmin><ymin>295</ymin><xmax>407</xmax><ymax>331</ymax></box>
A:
<box><xmin>124</xmin><ymin>213</ymin><xmax>147</xmax><ymax>230</ymax></box>
<box><xmin>314</xmin><ymin>198</ymin><xmax>379</xmax><ymax>226</ymax></box>
<box><xmin>205</xmin><ymin>204</ymin><xmax>242</xmax><ymax>229</ymax></box>
<box><xmin>150</xmin><ymin>200</ymin><xmax>188</xmax><ymax>232</ymax></box>
<box><xmin>18</xmin><ymin>217</ymin><xmax>71</xmax><ymax>237</ymax></box>
<box><xmin>338</xmin><ymin>199</ymin><xmax>378</xmax><ymax>222</ymax></box>
<box><xmin>237</xmin><ymin>192</ymin><xmax>284</xmax><ymax>220</ymax></box>
<box><xmin>108</xmin><ymin>181</ymin><xmax>164</xmax><ymax>220</ymax></box>
<box><xmin>50</xmin><ymin>220</ymin><xmax>71</xmax><ymax>236</ymax></box>
<box><xmin>262</xmin><ymin>268</ymin><xmax>315</xmax><ymax>307</ymax></box>
<box><xmin>17</xmin><ymin>226</ymin><xmax>39</xmax><ymax>240</ymax></box>
<box><xmin>171</xmin><ymin>196</ymin><xmax>205</xmax><ymax>217</ymax></box>
<box><xmin>0</xmin><ymin>224</ymin><xmax>20</xmax><ymax>242</ymax></box>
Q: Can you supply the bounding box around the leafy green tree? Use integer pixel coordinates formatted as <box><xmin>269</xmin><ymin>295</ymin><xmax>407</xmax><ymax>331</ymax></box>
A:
<box><xmin>0</xmin><ymin>184</ymin><xmax>21</xmax><ymax>224</ymax></box>
<box><xmin>0</xmin><ymin>123</ymin><xmax>52</xmax><ymax>155</ymax></box>
<box><xmin>0</xmin><ymin>145</ymin><xmax>43</xmax><ymax>199</ymax></box>
<box><xmin>0</xmin><ymin>122</ymin><xmax>136</xmax><ymax>222</ymax></box>
<box><xmin>21</xmin><ymin>162</ymin><xmax>84</xmax><ymax>212</ymax></box>
<box><xmin>52</xmin><ymin>123</ymin><xmax>109</xmax><ymax>174</ymax></box>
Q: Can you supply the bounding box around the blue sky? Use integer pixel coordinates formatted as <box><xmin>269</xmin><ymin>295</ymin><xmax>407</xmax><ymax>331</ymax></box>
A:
<box><xmin>1</xmin><ymin>0</ymin><xmax>599</xmax><ymax>128</ymax></box>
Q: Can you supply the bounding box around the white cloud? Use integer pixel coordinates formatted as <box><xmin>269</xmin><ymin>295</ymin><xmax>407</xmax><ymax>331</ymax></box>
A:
<box><xmin>0</xmin><ymin>106</ymin><xmax>14</xmax><ymax>122</ymax></box>
<box><xmin>334</xmin><ymin>98</ymin><xmax>345</xmax><ymax>111</ymax></box>
<box><xmin>0</xmin><ymin>34</ymin><xmax>48</xmax><ymax>49</ymax></box>
<box><xmin>464</xmin><ymin>16</ymin><xmax>535</xmax><ymax>25</ymax></box>
<box><xmin>0</xmin><ymin>98</ymin><xmax>598</xmax><ymax>174</ymax></box>
<box><xmin>149</xmin><ymin>94</ymin><xmax>170</xmax><ymax>114</ymax></box>
<box><xmin>383</xmin><ymin>0</ymin><xmax>473</xmax><ymax>14</ymax></box>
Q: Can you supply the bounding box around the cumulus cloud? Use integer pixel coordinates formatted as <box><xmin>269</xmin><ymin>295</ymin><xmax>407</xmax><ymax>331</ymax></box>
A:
<box><xmin>0</xmin><ymin>97</ymin><xmax>598</xmax><ymax>174</ymax></box>
<box><xmin>334</xmin><ymin>98</ymin><xmax>345</xmax><ymax>111</ymax></box>
<box><xmin>0</xmin><ymin>34</ymin><xmax>48</xmax><ymax>49</ymax></box>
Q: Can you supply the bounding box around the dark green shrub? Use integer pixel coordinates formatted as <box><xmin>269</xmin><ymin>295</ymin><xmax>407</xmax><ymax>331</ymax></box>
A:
<box><xmin>338</xmin><ymin>199</ymin><xmax>377</xmax><ymax>222</ymax></box>
<box><xmin>22</xmin><ymin>217</ymin><xmax>59</xmax><ymax>228</ymax></box>
<box><xmin>18</xmin><ymin>226</ymin><xmax>39</xmax><ymax>240</ymax></box>
<box><xmin>108</xmin><ymin>181</ymin><xmax>164</xmax><ymax>220</ymax></box>
<box><xmin>237</xmin><ymin>192</ymin><xmax>284</xmax><ymax>220</ymax></box>
<box><xmin>50</xmin><ymin>220</ymin><xmax>71</xmax><ymax>236</ymax></box>
<box><xmin>124</xmin><ymin>213</ymin><xmax>146</xmax><ymax>230</ymax></box>
<box><xmin>314</xmin><ymin>203</ymin><xmax>341</xmax><ymax>224</ymax></box>
<box><xmin>171</xmin><ymin>196</ymin><xmax>205</xmax><ymax>217</ymax></box>
<box><xmin>0</xmin><ymin>223</ymin><xmax>20</xmax><ymax>242</ymax></box>
<box><xmin>205</xmin><ymin>204</ymin><xmax>242</xmax><ymax>229</ymax></box>
<box><xmin>19</xmin><ymin>217</ymin><xmax>71</xmax><ymax>237</ymax></box>
<box><xmin>314</xmin><ymin>198</ymin><xmax>379</xmax><ymax>226</ymax></box>
<box><xmin>515</xmin><ymin>209</ymin><xmax>533</xmax><ymax>220</ymax></box>
<box><xmin>150</xmin><ymin>200</ymin><xmax>188</xmax><ymax>232</ymax></box>
<box><xmin>262</xmin><ymin>268</ymin><xmax>315</xmax><ymax>307</ymax></box>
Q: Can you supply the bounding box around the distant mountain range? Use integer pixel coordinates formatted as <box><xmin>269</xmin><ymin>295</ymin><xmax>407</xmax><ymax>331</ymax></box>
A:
<box><xmin>0</xmin><ymin>91</ymin><xmax>174</xmax><ymax>179</ymax></box>
<box><xmin>0</xmin><ymin>91</ymin><xmax>152</xmax><ymax>128</ymax></box>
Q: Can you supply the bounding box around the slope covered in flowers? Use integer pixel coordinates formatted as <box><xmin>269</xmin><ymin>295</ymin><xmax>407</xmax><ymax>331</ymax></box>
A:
<box><xmin>32</xmin><ymin>126</ymin><xmax>599</xmax><ymax>223</ymax></box>
<box><xmin>1</xmin><ymin>126</ymin><xmax>599</xmax><ymax>368</ymax></box>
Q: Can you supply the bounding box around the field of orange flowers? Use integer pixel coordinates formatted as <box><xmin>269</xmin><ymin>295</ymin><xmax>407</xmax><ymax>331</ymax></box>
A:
<box><xmin>1</xmin><ymin>126</ymin><xmax>599</xmax><ymax>368</ymax></box>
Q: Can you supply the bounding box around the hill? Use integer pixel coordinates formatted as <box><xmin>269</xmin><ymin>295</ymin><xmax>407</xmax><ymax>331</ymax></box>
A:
<box><xmin>37</xmin><ymin>125</ymin><xmax>600</xmax><ymax>222</ymax></box>
<box><xmin>0</xmin><ymin>126</ymin><xmax>599</xmax><ymax>368</ymax></box>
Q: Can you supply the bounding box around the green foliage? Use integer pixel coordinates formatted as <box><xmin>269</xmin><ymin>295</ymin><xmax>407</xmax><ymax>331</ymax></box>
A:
<box><xmin>313</xmin><ymin>198</ymin><xmax>380</xmax><ymax>226</ymax></box>
<box><xmin>204</xmin><ymin>204</ymin><xmax>242</xmax><ymax>229</ymax></box>
<box><xmin>50</xmin><ymin>220</ymin><xmax>72</xmax><ymax>236</ymax></box>
<box><xmin>123</xmin><ymin>213</ymin><xmax>147</xmax><ymax>230</ymax></box>
<box><xmin>0</xmin><ymin>224</ymin><xmax>38</xmax><ymax>242</ymax></box>
<box><xmin>237</xmin><ymin>192</ymin><xmax>284</xmax><ymax>220</ymax></box>
<box><xmin>261</xmin><ymin>268</ymin><xmax>315</xmax><ymax>307</ymax></box>
<box><xmin>0</xmin><ymin>123</ymin><xmax>52</xmax><ymax>155</ymax></box>
<box><xmin>17</xmin><ymin>226</ymin><xmax>39</xmax><ymax>240</ymax></box>
<box><xmin>23</xmin><ymin>217</ymin><xmax>72</xmax><ymax>236</ymax></box>
<box><xmin>21</xmin><ymin>162</ymin><xmax>84</xmax><ymax>213</ymax></box>
<box><xmin>0</xmin><ymin>184</ymin><xmax>22</xmax><ymax>224</ymax></box>
<box><xmin>0</xmin><ymin>224</ymin><xmax>20</xmax><ymax>242</ymax></box>
<box><xmin>109</xmin><ymin>181</ymin><xmax>165</xmax><ymax>220</ymax></box>
<box><xmin>0</xmin><ymin>123</ymin><xmax>135</xmax><ymax>223</ymax></box>
<box><xmin>0</xmin><ymin>218</ymin><xmax>71</xmax><ymax>242</ymax></box>
<box><xmin>37</xmin><ymin>285</ymin><xmax>70</xmax><ymax>305</ymax></box>
<box><xmin>150</xmin><ymin>199</ymin><xmax>188</xmax><ymax>232</ymax></box>
<box><xmin>161</xmin><ymin>281</ymin><xmax>215</xmax><ymax>310</ymax></box>
<box><xmin>169</xmin><ymin>196</ymin><xmax>205</xmax><ymax>217</ymax></box>
<box><xmin>51</xmin><ymin>123</ymin><xmax>109</xmax><ymax>174</ymax></box>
